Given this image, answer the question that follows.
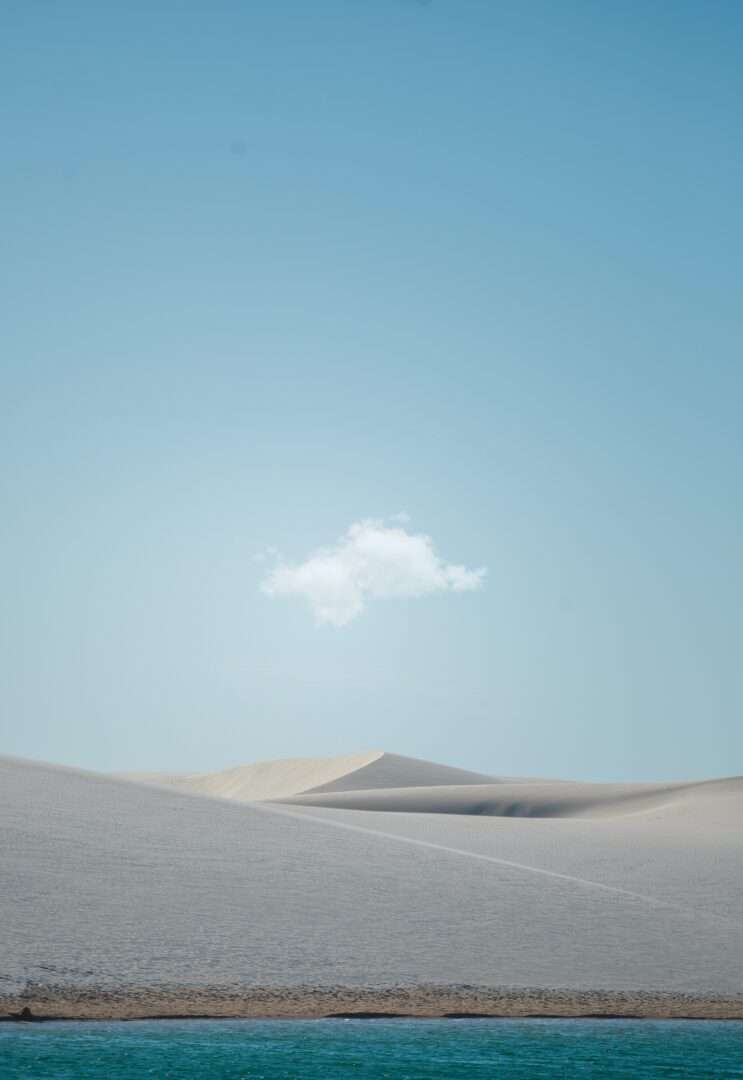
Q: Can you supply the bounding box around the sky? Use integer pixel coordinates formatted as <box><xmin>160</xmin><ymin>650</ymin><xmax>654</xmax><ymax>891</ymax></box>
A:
<box><xmin>2</xmin><ymin>1</ymin><xmax>742</xmax><ymax>781</ymax></box>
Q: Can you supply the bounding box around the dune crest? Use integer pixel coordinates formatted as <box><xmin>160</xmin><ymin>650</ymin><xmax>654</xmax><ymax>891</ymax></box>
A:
<box><xmin>122</xmin><ymin>750</ymin><xmax>743</xmax><ymax>822</ymax></box>
<box><xmin>120</xmin><ymin>750</ymin><xmax>499</xmax><ymax>803</ymax></box>
<box><xmin>283</xmin><ymin>776</ymin><xmax>743</xmax><ymax>819</ymax></box>
<box><xmin>121</xmin><ymin>750</ymin><xmax>383</xmax><ymax>803</ymax></box>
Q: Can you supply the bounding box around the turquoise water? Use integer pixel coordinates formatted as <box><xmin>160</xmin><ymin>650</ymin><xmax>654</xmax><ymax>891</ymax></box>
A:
<box><xmin>1</xmin><ymin>1018</ymin><xmax>742</xmax><ymax>1079</ymax></box>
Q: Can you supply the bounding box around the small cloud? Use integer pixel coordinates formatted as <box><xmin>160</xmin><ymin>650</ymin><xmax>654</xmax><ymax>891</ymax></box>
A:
<box><xmin>261</xmin><ymin>519</ymin><xmax>486</xmax><ymax>626</ymax></box>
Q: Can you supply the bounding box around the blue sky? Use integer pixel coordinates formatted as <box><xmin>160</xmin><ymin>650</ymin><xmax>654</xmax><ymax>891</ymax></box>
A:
<box><xmin>2</xmin><ymin>1</ymin><xmax>741</xmax><ymax>780</ymax></box>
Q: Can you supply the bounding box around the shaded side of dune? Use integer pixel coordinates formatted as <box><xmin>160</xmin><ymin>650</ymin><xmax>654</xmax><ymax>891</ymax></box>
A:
<box><xmin>282</xmin><ymin>777</ymin><xmax>743</xmax><ymax>818</ymax></box>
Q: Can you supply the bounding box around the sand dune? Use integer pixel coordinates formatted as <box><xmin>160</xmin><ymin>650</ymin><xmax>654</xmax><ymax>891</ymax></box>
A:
<box><xmin>304</xmin><ymin>752</ymin><xmax>501</xmax><ymax>793</ymax></box>
<box><xmin>121</xmin><ymin>750</ymin><xmax>382</xmax><ymax>803</ymax></box>
<box><xmin>125</xmin><ymin>747</ymin><xmax>742</xmax><ymax>823</ymax></box>
<box><xmin>2</xmin><ymin>752</ymin><xmax>742</xmax><ymax>1019</ymax></box>
<box><xmin>283</xmin><ymin>776</ymin><xmax>743</xmax><ymax>819</ymax></box>
<box><xmin>121</xmin><ymin>751</ymin><xmax>500</xmax><ymax>803</ymax></box>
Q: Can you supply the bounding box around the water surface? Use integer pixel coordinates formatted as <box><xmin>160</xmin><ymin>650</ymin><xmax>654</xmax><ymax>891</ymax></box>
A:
<box><xmin>2</xmin><ymin>1018</ymin><xmax>742</xmax><ymax>1078</ymax></box>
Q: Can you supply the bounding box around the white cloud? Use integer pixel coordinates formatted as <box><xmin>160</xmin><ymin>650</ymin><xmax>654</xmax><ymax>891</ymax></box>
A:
<box><xmin>261</xmin><ymin>519</ymin><xmax>486</xmax><ymax>626</ymax></box>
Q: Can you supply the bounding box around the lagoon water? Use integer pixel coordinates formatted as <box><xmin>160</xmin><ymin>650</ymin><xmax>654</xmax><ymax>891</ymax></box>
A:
<box><xmin>1</xmin><ymin>1019</ymin><xmax>743</xmax><ymax>1079</ymax></box>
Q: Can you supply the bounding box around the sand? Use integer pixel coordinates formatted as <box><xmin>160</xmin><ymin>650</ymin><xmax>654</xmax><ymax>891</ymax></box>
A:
<box><xmin>4</xmin><ymin>986</ymin><xmax>743</xmax><ymax>1022</ymax></box>
<box><xmin>120</xmin><ymin>751</ymin><xmax>501</xmax><ymax>803</ymax></box>
<box><xmin>283</xmin><ymin>775</ymin><xmax>743</xmax><ymax>818</ymax></box>
<box><xmin>2</xmin><ymin>752</ymin><xmax>742</xmax><ymax>1020</ymax></box>
<box><xmin>119</xmin><ymin>750</ymin><xmax>381</xmax><ymax>803</ymax></box>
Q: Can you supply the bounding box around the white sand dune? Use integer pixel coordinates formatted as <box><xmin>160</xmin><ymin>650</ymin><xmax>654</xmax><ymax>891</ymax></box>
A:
<box><xmin>120</xmin><ymin>750</ymin><xmax>501</xmax><ymax>803</ymax></box>
<box><xmin>305</xmin><ymin>752</ymin><xmax>502</xmax><ymax>793</ymax></box>
<box><xmin>121</xmin><ymin>750</ymin><xmax>382</xmax><ymax>803</ymax></box>
<box><xmin>2</xmin><ymin>752</ymin><xmax>742</xmax><ymax>1016</ymax></box>
<box><xmin>282</xmin><ymin>776</ymin><xmax>743</xmax><ymax>819</ymax></box>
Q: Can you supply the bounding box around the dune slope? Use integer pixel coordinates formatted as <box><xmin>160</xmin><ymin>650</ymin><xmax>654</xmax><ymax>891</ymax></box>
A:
<box><xmin>304</xmin><ymin>752</ymin><xmax>499</xmax><ymax>794</ymax></box>
<box><xmin>121</xmin><ymin>750</ymin><xmax>383</xmax><ymax>802</ymax></box>
<box><xmin>283</xmin><ymin>776</ymin><xmax>743</xmax><ymax>819</ymax></box>
<box><xmin>2</xmin><ymin>752</ymin><xmax>743</xmax><ymax>1018</ymax></box>
<box><xmin>120</xmin><ymin>751</ymin><xmax>499</xmax><ymax>803</ymax></box>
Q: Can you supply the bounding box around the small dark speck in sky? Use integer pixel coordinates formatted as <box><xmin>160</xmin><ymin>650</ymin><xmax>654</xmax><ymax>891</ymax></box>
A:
<box><xmin>230</xmin><ymin>140</ymin><xmax>248</xmax><ymax>157</ymax></box>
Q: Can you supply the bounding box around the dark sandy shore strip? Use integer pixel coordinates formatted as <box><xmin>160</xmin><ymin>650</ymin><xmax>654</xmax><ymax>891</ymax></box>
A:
<box><xmin>2</xmin><ymin>986</ymin><xmax>743</xmax><ymax>1021</ymax></box>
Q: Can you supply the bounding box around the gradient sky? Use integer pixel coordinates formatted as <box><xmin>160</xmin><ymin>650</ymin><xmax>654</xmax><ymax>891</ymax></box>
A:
<box><xmin>2</xmin><ymin>1</ymin><xmax>742</xmax><ymax>781</ymax></box>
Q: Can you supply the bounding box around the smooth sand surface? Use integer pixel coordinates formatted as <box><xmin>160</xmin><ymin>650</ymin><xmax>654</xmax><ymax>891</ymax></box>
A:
<box><xmin>121</xmin><ymin>751</ymin><xmax>500</xmax><ymax>802</ymax></box>
<box><xmin>305</xmin><ymin>752</ymin><xmax>502</xmax><ymax>794</ymax></box>
<box><xmin>2</xmin><ymin>752</ymin><xmax>742</xmax><ymax>1019</ymax></box>
<box><xmin>119</xmin><ymin>750</ymin><xmax>382</xmax><ymax>802</ymax></box>
<box><xmin>283</xmin><ymin>776</ymin><xmax>743</xmax><ymax>819</ymax></box>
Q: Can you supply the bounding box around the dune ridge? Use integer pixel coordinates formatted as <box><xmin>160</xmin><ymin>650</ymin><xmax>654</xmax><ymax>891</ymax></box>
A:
<box><xmin>122</xmin><ymin>749</ymin><xmax>742</xmax><ymax>822</ymax></box>
<box><xmin>119</xmin><ymin>750</ymin><xmax>500</xmax><ymax>803</ymax></box>
<box><xmin>281</xmin><ymin>776</ymin><xmax>743</xmax><ymax>819</ymax></box>
<box><xmin>120</xmin><ymin>750</ymin><xmax>384</xmax><ymax>802</ymax></box>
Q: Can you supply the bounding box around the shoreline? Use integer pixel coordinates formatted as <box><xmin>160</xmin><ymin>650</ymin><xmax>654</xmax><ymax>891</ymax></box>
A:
<box><xmin>3</xmin><ymin>986</ymin><xmax>743</xmax><ymax>1022</ymax></box>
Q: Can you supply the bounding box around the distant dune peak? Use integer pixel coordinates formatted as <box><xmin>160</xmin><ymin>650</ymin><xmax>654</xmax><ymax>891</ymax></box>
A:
<box><xmin>115</xmin><ymin>752</ymin><xmax>743</xmax><ymax>822</ymax></box>
<box><xmin>303</xmin><ymin>752</ymin><xmax>498</xmax><ymax>795</ymax></box>
<box><xmin>121</xmin><ymin>750</ymin><xmax>383</xmax><ymax>803</ymax></box>
<box><xmin>120</xmin><ymin>750</ymin><xmax>499</xmax><ymax>804</ymax></box>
